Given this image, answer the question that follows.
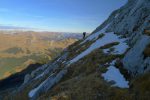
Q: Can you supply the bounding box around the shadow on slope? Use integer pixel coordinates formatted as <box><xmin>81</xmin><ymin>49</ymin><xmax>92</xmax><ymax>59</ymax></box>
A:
<box><xmin>0</xmin><ymin>63</ymin><xmax>43</xmax><ymax>91</ymax></box>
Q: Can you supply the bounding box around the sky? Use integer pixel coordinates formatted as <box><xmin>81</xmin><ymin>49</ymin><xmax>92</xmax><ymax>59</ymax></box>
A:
<box><xmin>0</xmin><ymin>0</ymin><xmax>127</xmax><ymax>33</ymax></box>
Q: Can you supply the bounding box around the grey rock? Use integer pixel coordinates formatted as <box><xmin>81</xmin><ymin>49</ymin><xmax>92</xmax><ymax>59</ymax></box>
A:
<box><xmin>123</xmin><ymin>35</ymin><xmax>150</xmax><ymax>75</ymax></box>
<box><xmin>93</xmin><ymin>0</ymin><xmax>150</xmax><ymax>75</ymax></box>
<box><xmin>23</xmin><ymin>74</ymin><xmax>32</xmax><ymax>84</ymax></box>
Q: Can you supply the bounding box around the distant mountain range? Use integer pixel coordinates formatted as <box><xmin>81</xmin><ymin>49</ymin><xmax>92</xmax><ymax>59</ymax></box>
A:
<box><xmin>0</xmin><ymin>25</ymin><xmax>29</xmax><ymax>30</ymax></box>
<box><xmin>0</xmin><ymin>25</ymin><xmax>85</xmax><ymax>39</ymax></box>
<box><xmin>0</xmin><ymin>31</ymin><xmax>81</xmax><ymax>82</ymax></box>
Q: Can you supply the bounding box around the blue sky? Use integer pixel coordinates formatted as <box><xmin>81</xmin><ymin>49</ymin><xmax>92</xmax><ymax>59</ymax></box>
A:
<box><xmin>0</xmin><ymin>0</ymin><xmax>127</xmax><ymax>33</ymax></box>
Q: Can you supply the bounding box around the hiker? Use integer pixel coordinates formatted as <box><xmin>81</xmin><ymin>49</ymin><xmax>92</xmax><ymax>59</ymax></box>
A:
<box><xmin>83</xmin><ymin>32</ymin><xmax>86</xmax><ymax>39</ymax></box>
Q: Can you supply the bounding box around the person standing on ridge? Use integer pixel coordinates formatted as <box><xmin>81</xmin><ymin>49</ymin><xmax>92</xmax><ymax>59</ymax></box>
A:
<box><xmin>83</xmin><ymin>32</ymin><xmax>86</xmax><ymax>39</ymax></box>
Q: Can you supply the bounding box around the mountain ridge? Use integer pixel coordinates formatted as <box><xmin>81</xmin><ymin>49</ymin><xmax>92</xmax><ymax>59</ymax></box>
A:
<box><xmin>1</xmin><ymin>0</ymin><xmax>150</xmax><ymax>100</ymax></box>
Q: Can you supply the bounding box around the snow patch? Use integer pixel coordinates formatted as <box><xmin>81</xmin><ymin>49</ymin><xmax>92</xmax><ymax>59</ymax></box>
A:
<box><xmin>103</xmin><ymin>39</ymin><xmax>128</xmax><ymax>55</ymax></box>
<box><xmin>102</xmin><ymin>60</ymin><xmax>129</xmax><ymax>88</ymax></box>
<box><xmin>81</xmin><ymin>24</ymin><xmax>110</xmax><ymax>44</ymax></box>
<box><xmin>69</xmin><ymin>32</ymin><xmax>128</xmax><ymax>64</ymax></box>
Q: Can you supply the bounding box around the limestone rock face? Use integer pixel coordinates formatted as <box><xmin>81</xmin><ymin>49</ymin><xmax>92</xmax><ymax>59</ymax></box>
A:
<box><xmin>92</xmin><ymin>0</ymin><xmax>150</xmax><ymax>75</ymax></box>
<box><xmin>23</xmin><ymin>74</ymin><xmax>31</xmax><ymax>84</ymax></box>
<box><xmin>123</xmin><ymin>35</ymin><xmax>150</xmax><ymax>75</ymax></box>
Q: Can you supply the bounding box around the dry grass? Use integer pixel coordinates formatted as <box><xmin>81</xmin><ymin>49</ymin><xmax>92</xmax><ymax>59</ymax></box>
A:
<box><xmin>100</xmin><ymin>42</ymin><xmax>120</xmax><ymax>49</ymax></box>
<box><xmin>39</xmin><ymin>72</ymin><xmax>134</xmax><ymax>100</ymax></box>
<box><xmin>37</xmin><ymin>44</ymin><xmax>150</xmax><ymax>100</ymax></box>
<box><xmin>130</xmin><ymin>72</ymin><xmax>150</xmax><ymax>100</ymax></box>
<box><xmin>115</xmin><ymin>60</ymin><xmax>131</xmax><ymax>80</ymax></box>
<box><xmin>38</xmin><ymin>72</ymin><xmax>150</xmax><ymax>100</ymax></box>
<box><xmin>37</xmin><ymin>48</ymin><xmax>124</xmax><ymax>100</ymax></box>
<box><xmin>67</xmin><ymin>40</ymin><xmax>95</xmax><ymax>60</ymax></box>
<box><xmin>97</xmin><ymin>33</ymin><xmax>105</xmax><ymax>39</ymax></box>
<box><xmin>66</xmin><ymin>33</ymin><xmax>105</xmax><ymax>61</ymax></box>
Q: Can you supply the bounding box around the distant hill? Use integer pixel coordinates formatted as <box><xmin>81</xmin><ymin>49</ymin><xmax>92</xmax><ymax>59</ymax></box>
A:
<box><xmin>0</xmin><ymin>31</ymin><xmax>81</xmax><ymax>80</ymax></box>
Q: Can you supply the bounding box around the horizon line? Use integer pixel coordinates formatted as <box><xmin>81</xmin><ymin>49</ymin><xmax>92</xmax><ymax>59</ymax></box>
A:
<box><xmin>0</xmin><ymin>25</ymin><xmax>91</xmax><ymax>33</ymax></box>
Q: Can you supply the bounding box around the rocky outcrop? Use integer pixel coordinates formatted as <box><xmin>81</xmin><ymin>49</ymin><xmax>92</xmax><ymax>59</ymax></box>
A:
<box><xmin>92</xmin><ymin>0</ymin><xmax>150</xmax><ymax>75</ymax></box>
<box><xmin>18</xmin><ymin>52</ymin><xmax>69</xmax><ymax>100</ymax></box>
<box><xmin>123</xmin><ymin>35</ymin><xmax>150</xmax><ymax>75</ymax></box>
<box><xmin>29</xmin><ymin>69</ymin><xmax>67</xmax><ymax>100</ymax></box>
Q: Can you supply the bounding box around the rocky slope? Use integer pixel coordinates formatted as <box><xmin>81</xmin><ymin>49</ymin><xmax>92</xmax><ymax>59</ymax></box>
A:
<box><xmin>93</xmin><ymin>0</ymin><xmax>150</xmax><ymax>75</ymax></box>
<box><xmin>2</xmin><ymin>0</ymin><xmax>150</xmax><ymax>100</ymax></box>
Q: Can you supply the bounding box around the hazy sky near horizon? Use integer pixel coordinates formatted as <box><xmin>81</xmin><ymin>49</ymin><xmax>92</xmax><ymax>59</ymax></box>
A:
<box><xmin>0</xmin><ymin>0</ymin><xmax>127</xmax><ymax>33</ymax></box>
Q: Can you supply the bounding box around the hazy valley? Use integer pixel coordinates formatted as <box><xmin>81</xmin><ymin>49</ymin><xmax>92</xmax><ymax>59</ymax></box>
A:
<box><xmin>0</xmin><ymin>31</ymin><xmax>80</xmax><ymax>80</ymax></box>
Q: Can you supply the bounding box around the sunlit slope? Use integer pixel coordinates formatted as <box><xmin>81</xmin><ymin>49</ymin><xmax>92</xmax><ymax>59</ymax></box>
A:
<box><xmin>0</xmin><ymin>31</ymin><xmax>78</xmax><ymax>79</ymax></box>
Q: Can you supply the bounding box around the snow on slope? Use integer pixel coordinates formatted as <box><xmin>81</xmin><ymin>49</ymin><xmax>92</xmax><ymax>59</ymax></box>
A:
<box><xmin>81</xmin><ymin>24</ymin><xmax>110</xmax><ymax>44</ymax></box>
<box><xmin>103</xmin><ymin>40</ymin><xmax>128</xmax><ymax>55</ymax></box>
<box><xmin>102</xmin><ymin>60</ymin><xmax>129</xmax><ymax>88</ymax></box>
<box><xmin>69</xmin><ymin>32</ymin><xmax>128</xmax><ymax>64</ymax></box>
<box><xmin>27</xmin><ymin>23</ymin><xmax>129</xmax><ymax>99</ymax></box>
